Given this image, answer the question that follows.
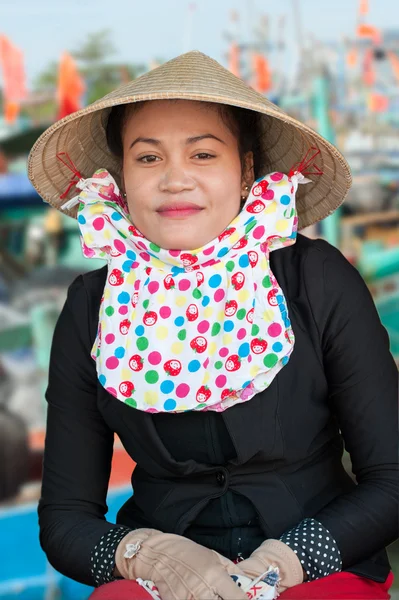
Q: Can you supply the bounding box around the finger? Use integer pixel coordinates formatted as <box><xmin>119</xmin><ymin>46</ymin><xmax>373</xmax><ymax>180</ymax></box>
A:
<box><xmin>215</xmin><ymin>572</ymin><xmax>248</xmax><ymax>600</ymax></box>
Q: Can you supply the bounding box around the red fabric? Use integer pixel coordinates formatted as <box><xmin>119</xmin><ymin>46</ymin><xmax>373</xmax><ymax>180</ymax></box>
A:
<box><xmin>89</xmin><ymin>572</ymin><xmax>394</xmax><ymax>600</ymax></box>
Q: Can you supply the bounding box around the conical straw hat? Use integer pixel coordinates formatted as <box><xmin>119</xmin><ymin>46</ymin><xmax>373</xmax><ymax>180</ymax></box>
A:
<box><xmin>28</xmin><ymin>50</ymin><xmax>351</xmax><ymax>230</ymax></box>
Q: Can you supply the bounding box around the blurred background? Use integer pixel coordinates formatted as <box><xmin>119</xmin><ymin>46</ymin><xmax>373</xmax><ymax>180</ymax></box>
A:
<box><xmin>0</xmin><ymin>0</ymin><xmax>398</xmax><ymax>598</ymax></box>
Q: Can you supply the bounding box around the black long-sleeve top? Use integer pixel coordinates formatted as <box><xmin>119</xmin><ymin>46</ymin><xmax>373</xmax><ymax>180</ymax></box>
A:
<box><xmin>38</xmin><ymin>234</ymin><xmax>398</xmax><ymax>587</ymax></box>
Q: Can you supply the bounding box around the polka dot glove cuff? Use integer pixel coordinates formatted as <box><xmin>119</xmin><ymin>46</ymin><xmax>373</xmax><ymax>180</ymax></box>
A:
<box><xmin>90</xmin><ymin>526</ymin><xmax>133</xmax><ymax>587</ymax></box>
<box><xmin>279</xmin><ymin>518</ymin><xmax>342</xmax><ymax>581</ymax></box>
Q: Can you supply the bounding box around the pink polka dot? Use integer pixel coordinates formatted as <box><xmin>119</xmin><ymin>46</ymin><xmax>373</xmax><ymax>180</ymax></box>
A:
<box><xmin>119</xmin><ymin>306</ymin><xmax>128</xmax><ymax>315</ymax></box>
<box><xmin>248</xmin><ymin>355</ymin><xmax>252</xmax><ymax>363</ymax></box>
<box><xmin>262</xmin><ymin>189</ymin><xmax>275</xmax><ymax>200</ymax></box>
<box><xmin>148</xmin><ymin>351</ymin><xmax>162</xmax><ymax>365</ymax></box>
<box><xmin>215</xmin><ymin>374</ymin><xmax>227</xmax><ymax>388</ymax></box>
<box><xmin>203</xmin><ymin>245</ymin><xmax>215</xmax><ymax>256</ymax></box>
<box><xmin>169</xmin><ymin>250</ymin><xmax>180</xmax><ymax>257</ymax></box>
<box><xmin>237</xmin><ymin>328</ymin><xmax>246</xmax><ymax>340</ymax></box>
<box><xmin>219</xmin><ymin>347</ymin><xmax>229</xmax><ymax>358</ymax></box>
<box><xmin>197</xmin><ymin>320</ymin><xmax>210</xmax><ymax>334</ymax></box>
<box><xmin>105</xmin><ymin>333</ymin><xmax>115</xmax><ymax>344</ymax></box>
<box><xmin>178</xmin><ymin>279</ymin><xmax>191</xmax><ymax>291</ymax></box>
<box><xmin>214</xmin><ymin>289</ymin><xmax>225</xmax><ymax>302</ymax></box>
<box><xmin>105</xmin><ymin>357</ymin><xmax>119</xmax><ymax>369</ymax></box>
<box><xmin>254</xmin><ymin>283</ymin><xmax>258</xmax><ymax>291</ymax></box>
<box><xmin>140</xmin><ymin>252</ymin><xmax>150</xmax><ymax>261</ymax></box>
<box><xmin>176</xmin><ymin>383</ymin><xmax>190</xmax><ymax>398</ymax></box>
<box><xmin>203</xmin><ymin>357</ymin><xmax>210</xmax><ymax>368</ymax></box>
<box><xmin>106</xmin><ymin>387</ymin><xmax>117</xmax><ymax>396</ymax></box>
<box><xmin>132</xmin><ymin>261</ymin><xmax>139</xmax><ymax>269</ymax></box>
<box><xmin>134</xmin><ymin>279</ymin><xmax>141</xmax><ymax>290</ymax></box>
<box><xmin>270</xmin><ymin>172</ymin><xmax>284</xmax><ymax>181</ymax></box>
<box><xmin>146</xmin><ymin>408</ymin><xmax>158</xmax><ymax>414</ymax></box>
<box><xmin>160</xmin><ymin>306</ymin><xmax>172</xmax><ymax>319</ymax></box>
<box><xmin>268</xmin><ymin>323</ymin><xmax>282</xmax><ymax>337</ymax></box>
<box><xmin>114</xmin><ymin>239</ymin><xmax>126</xmax><ymax>253</ymax></box>
<box><xmin>253</xmin><ymin>225</ymin><xmax>265</xmax><ymax>240</ymax></box>
<box><xmin>137</xmin><ymin>241</ymin><xmax>147</xmax><ymax>250</ymax></box>
<box><xmin>148</xmin><ymin>281</ymin><xmax>160</xmax><ymax>294</ymax></box>
<box><xmin>93</xmin><ymin>217</ymin><xmax>105</xmax><ymax>231</ymax></box>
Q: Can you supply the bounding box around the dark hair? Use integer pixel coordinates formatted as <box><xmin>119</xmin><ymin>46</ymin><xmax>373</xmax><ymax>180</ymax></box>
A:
<box><xmin>105</xmin><ymin>101</ymin><xmax>266</xmax><ymax>179</ymax></box>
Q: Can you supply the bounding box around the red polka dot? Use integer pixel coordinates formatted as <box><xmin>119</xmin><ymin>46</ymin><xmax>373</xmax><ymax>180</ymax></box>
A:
<box><xmin>148</xmin><ymin>281</ymin><xmax>160</xmax><ymax>294</ymax></box>
<box><xmin>160</xmin><ymin>306</ymin><xmax>172</xmax><ymax>319</ymax></box>
<box><xmin>105</xmin><ymin>333</ymin><xmax>115</xmax><ymax>344</ymax></box>
<box><xmin>268</xmin><ymin>323</ymin><xmax>282</xmax><ymax>337</ymax></box>
<box><xmin>270</xmin><ymin>172</ymin><xmax>283</xmax><ymax>181</ymax></box>
<box><xmin>237</xmin><ymin>328</ymin><xmax>246</xmax><ymax>340</ymax></box>
<box><xmin>106</xmin><ymin>357</ymin><xmax>119</xmax><ymax>369</ymax></box>
<box><xmin>253</xmin><ymin>225</ymin><xmax>265</xmax><ymax>240</ymax></box>
<box><xmin>119</xmin><ymin>306</ymin><xmax>128</xmax><ymax>315</ymax></box>
<box><xmin>176</xmin><ymin>383</ymin><xmax>190</xmax><ymax>398</ymax></box>
<box><xmin>219</xmin><ymin>347</ymin><xmax>229</xmax><ymax>358</ymax></box>
<box><xmin>93</xmin><ymin>217</ymin><xmax>105</xmax><ymax>231</ymax></box>
<box><xmin>214</xmin><ymin>289</ymin><xmax>225</xmax><ymax>302</ymax></box>
<box><xmin>178</xmin><ymin>279</ymin><xmax>191</xmax><ymax>291</ymax></box>
<box><xmin>114</xmin><ymin>240</ymin><xmax>126</xmax><ymax>253</ymax></box>
<box><xmin>215</xmin><ymin>374</ymin><xmax>227</xmax><ymax>388</ymax></box>
<box><xmin>148</xmin><ymin>351</ymin><xmax>162</xmax><ymax>365</ymax></box>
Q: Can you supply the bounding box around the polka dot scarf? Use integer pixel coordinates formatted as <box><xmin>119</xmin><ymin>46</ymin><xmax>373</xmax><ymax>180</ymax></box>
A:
<box><xmin>70</xmin><ymin>168</ymin><xmax>310</xmax><ymax>413</ymax></box>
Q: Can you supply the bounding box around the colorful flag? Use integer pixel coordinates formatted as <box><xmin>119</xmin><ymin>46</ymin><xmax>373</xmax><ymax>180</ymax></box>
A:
<box><xmin>252</xmin><ymin>53</ymin><xmax>271</xmax><ymax>93</ymax></box>
<box><xmin>228</xmin><ymin>43</ymin><xmax>241</xmax><ymax>78</ymax></box>
<box><xmin>0</xmin><ymin>36</ymin><xmax>27</xmax><ymax>123</ymax></box>
<box><xmin>57</xmin><ymin>52</ymin><xmax>85</xmax><ymax>119</ymax></box>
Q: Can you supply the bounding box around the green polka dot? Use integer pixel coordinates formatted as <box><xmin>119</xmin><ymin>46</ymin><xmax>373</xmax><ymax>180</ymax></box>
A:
<box><xmin>143</xmin><ymin>299</ymin><xmax>150</xmax><ymax>309</ymax></box>
<box><xmin>137</xmin><ymin>337</ymin><xmax>149</xmax><ymax>351</ymax></box>
<box><xmin>263</xmin><ymin>353</ymin><xmax>278</xmax><ymax>368</ymax></box>
<box><xmin>145</xmin><ymin>370</ymin><xmax>159</xmax><ymax>384</ymax></box>
<box><xmin>226</xmin><ymin>260</ymin><xmax>235</xmax><ymax>272</ymax></box>
<box><xmin>192</xmin><ymin>288</ymin><xmax>202</xmax><ymax>299</ymax></box>
<box><xmin>118</xmin><ymin>230</ymin><xmax>127</xmax><ymax>240</ymax></box>
<box><xmin>96</xmin><ymin>349</ymin><xmax>100</xmax><ymax>357</ymax></box>
<box><xmin>251</xmin><ymin>324</ymin><xmax>260</xmax><ymax>336</ymax></box>
<box><xmin>214</xmin><ymin>361</ymin><xmax>223</xmax><ymax>369</ymax></box>
<box><xmin>262</xmin><ymin>275</ymin><xmax>272</xmax><ymax>289</ymax></box>
<box><xmin>245</xmin><ymin>221</ymin><xmax>257</xmax><ymax>234</ymax></box>
<box><xmin>125</xmin><ymin>398</ymin><xmax>137</xmax><ymax>408</ymax></box>
<box><xmin>237</xmin><ymin>308</ymin><xmax>247</xmax><ymax>320</ymax></box>
<box><xmin>149</xmin><ymin>243</ymin><xmax>161</xmax><ymax>252</ymax></box>
<box><xmin>178</xmin><ymin>329</ymin><xmax>187</xmax><ymax>341</ymax></box>
<box><xmin>196</xmin><ymin>403</ymin><xmax>206</xmax><ymax>410</ymax></box>
<box><xmin>105</xmin><ymin>306</ymin><xmax>115</xmax><ymax>317</ymax></box>
<box><xmin>211</xmin><ymin>322</ymin><xmax>221</xmax><ymax>336</ymax></box>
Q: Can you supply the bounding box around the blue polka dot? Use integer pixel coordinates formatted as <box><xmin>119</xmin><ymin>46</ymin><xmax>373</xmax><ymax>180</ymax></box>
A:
<box><xmin>188</xmin><ymin>360</ymin><xmax>201</xmax><ymax>373</ymax></box>
<box><xmin>202</xmin><ymin>296</ymin><xmax>210</xmax><ymax>307</ymax></box>
<box><xmin>280</xmin><ymin>194</ymin><xmax>291</xmax><ymax>206</ymax></box>
<box><xmin>78</xmin><ymin>215</ymin><xmax>86</xmax><ymax>224</ymax></box>
<box><xmin>209</xmin><ymin>274</ymin><xmax>222</xmax><ymax>288</ymax></box>
<box><xmin>115</xmin><ymin>346</ymin><xmax>125</xmax><ymax>358</ymax></box>
<box><xmin>135</xmin><ymin>325</ymin><xmax>144</xmax><ymax>336</ymax></box>
<box><xmin>224</xmin><ymin>320</ymin><xmax>234</xmax><ymax>332</ymax></box>
<box><xmin>282</xmin><ymin>355</ymin><xmax>290</xmax><ymax>366</ymax></box>
<box><xmin>171</xmin><ymin>266</ymin><xmax>185</xmax><ymax>276</ymax></box>
<box><xmin>243</xmin><ymin>380</ymin><xmax>251</xmax><ymax>388</ymax></box>
<box><xmin>277</xmin><ymin>295</ymin><xmax>285</xmax><ymax>305</ymax></box>
<box><xmin>122</xmin><ymin>260</ymin><xmax>133</xmax><ymax>273</ymax></box>
<box><xmin>164</xmin><ymin>398</ymin><xmax>177</xmax><ymax>411</ymax></box>
<box><xmin>117</xmin><ymin>291</ymin><xmax>130</xmax><ymax>304</ymax></box>
<box><xmin>244</xmin><ymin>216</ymin><xmax>256</xmax><ymax>225</ymax></box>
<box><xmin>217</xmin><ymin>247</ymin><xmax>229</xmax><ymax>258</ymax></box>
<box><xmin>161</xmin><ymin>380</ymin><xmax>175</xmax><ymax>394</ymax></box>
<box><xmin>111</xmin><ymin>212</ymin><xmax>123</xmax><ymax>221</ymax></box>
<box><xmin>99</xmin><ymin>374</ymin><xmax>106</xmax><ymax>385</ymax></box>
<box><xmin>144</xmin><ymin>277</ymin><xmax>150</xmax><ymax>286</ymax></box>
<box><xmin>238</xmin><ymin>342</ymin><xmax>250</xmax><ymax>357</ymax></box>
<box><xmin>239</xmin><ymin>254</ymin><xmax>250</xmax><ymax>268</ymax></box>
<box><xmin>272</xmin><ymin>342</ymin><xmax>283</xmax><ymax>353</ymax></box>
<box><xmin>174</xmin><ymin>316</ymin><xmax>185</xmax><ymax>327</ymax></box>
<box><xmin>126</xmin><ymin>250</ymin><xmax>136</xmax><ymax>260</ymax></box>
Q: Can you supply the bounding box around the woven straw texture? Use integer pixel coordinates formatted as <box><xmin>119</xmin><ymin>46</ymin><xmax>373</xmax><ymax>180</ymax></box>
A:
<box><xmin>28</xmin><ymin>50</ymin><xmax>352</xmax><ymax>230</ymax></box>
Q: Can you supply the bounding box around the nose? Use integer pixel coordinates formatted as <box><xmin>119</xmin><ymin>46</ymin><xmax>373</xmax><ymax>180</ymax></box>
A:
<box><xmin>158</xmin><ymin>165</ymin><xmax>196</xmax><ymax>194</ymax></box>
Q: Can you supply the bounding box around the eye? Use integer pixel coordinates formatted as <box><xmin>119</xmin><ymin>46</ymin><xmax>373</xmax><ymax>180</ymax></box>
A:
<box><xmin>137</xmin><ymin>155</ymin><xmax>160</xmax><ymax>163</ymax></box>
<box><xmin>194</xmin><ymin>153</ymin><xmax>215</xmax><ymax>160</ymax></box>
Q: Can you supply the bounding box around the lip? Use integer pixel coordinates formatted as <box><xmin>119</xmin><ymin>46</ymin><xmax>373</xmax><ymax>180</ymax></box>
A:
<box><xmin>157</xmin><ymin>203</ymin><xmax>203</xmax><ymax>218</ymax></box>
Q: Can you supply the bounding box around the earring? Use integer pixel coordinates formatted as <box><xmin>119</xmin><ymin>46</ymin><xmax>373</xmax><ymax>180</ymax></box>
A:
<box><xmin>122</xmin><ymin>192</ymin><xmax>127</xmax><ymax>198</ymax></box>
<box><xmin>241</xmin><ymin>184</ymin><xmax>250</xmax><ymax>201</ymax></box>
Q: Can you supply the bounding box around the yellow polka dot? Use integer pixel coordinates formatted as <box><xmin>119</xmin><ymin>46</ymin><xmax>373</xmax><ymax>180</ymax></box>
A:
<box><xmin>263</xmin><ymin>309</ymin><xmax>275</xmax><ymax>322</ymax></box>
<box><xmin>126</xmin><ymin>271</ymin><xmax>136</xmax><ymax>285</ymax></box>
<box><xmin>157</xmin><ymin>293</ymin><xmax>166</xmax><ymax>305</ymax></box>
<box><xmin>144</xmin><ymin>391</ymin><xmax>158</xmax><ymax>406</ymax></box>
<box><xmin>88</xmin><ymin>204</ymin><xmax>105</xmax><ymax>215</ymax></box>
<box><xmin>126</xmin><ymin>338</ymin><xmax>132</xmax><ymax>349</ymax></box>
<box><xmin>277</xmin><ymin>179</ymin><xmax>288</xmax><ymax>187</ymax></box>
<box><xmin>103</xmin><ymin>229</ymin><xmax>112</xmax><ymax>240</ymax></box>
<box><xmin>101</xmin><ymin>319</ymin><xmax>106</xmax><ymax>329</ymax></box>
<box><xmin>175</xmin><ymin>296</ymin><xmax>187</xmax><ymax>307</ymax></box>
<box><xmin>237</xmin><ymin>289</ymin><xmax>250</xmax><ymax>302</ymax></box>
<box><xmin>121</xmin><ymin>368</ymin><xmax>131</xmax><ymax>380</ymax></box>
<box><xmin>204</xmin><ymin>306</ymin><xmax>214</xmax><ymax>318</ymax></box>
<box><xmin>250</xmin><ymin>365</ymin><xmax>261</xmax><ymax>377</ymax></box>
<box><xmin>131</xmin><ymin>311</ymin><xmax>137</xmax><ymax>321</ymax></box>
<box><xmin>260</xmin><ymin>257</ymin><xmax>268</xmax><ymax>270</ymax></box>
<box><xmin>150</xmin><ymin>257</ymin><xmax>165</xmax><ymax>269</ymax></box>
<box><xmin>83</xmin><ymin>232</ymin><xmax>94</xmax><ymax>245</ymax></box>
<box><xmin>217</xmin><ymin>310</ymin><xmax>225</xmax><ymax>321</ymax></box>
<box><xmin>156</xmin><ymin>326</ymin><xmax>168</xmax><ymax>340</ymax></box>
<box><xmin>265</xmin><ymin>201</ymin><xmax>277</xmax><ymax>214</ymax></box>
<box><xmin>202</xmin><ymin>371</ymin><xmax>211</xmax><ymax>384</ymax></box>
<box><xmin>171</xmin><ymin>341</ymin><xmax>184</xmax><ymax>354</ymax></box>
<box><xmin>229</xmin><ymin>231</ymin><xmax>240</xmax><ymax>244</ymax></box>
<box><xmin>208</xmin><ymin>342</ymin><xmax>217</xmax><ymax>356</ymax></box>
<box><xmin>276</xmin><ymin>219</ymin><xmax>289</xmax><ymax>233</ymax></box>
<box><xmin>104</xmin><ymin>288</ymin><xmax>111</xmax><ymax>300</ymax></box>
<box><xmin>223</xmin><ymin>333</ymin><xmax>233</xmax><ymax>345</ymax></box>
<box><xmin>176</xmin><ymin>405</ymin><xmax>188</xmax><ymax>411</ymax></box>
<box><xmin>213</xmin><ymin>261</ymin><xmax>225</xmax><ymax>271</ymax></box>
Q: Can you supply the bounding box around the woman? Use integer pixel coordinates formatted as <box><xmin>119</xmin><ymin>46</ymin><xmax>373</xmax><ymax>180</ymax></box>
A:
<box><xmin>29</xmin><ymin>51</ymin><xmax>397</xmax><ymax>599</ymax></box>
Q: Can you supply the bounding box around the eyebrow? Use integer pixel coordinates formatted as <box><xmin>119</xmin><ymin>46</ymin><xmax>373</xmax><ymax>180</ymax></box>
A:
<box><xmin>129</xmin><ymin>133</ymin><xmax>227</xmax><ymax>149</ymax></box>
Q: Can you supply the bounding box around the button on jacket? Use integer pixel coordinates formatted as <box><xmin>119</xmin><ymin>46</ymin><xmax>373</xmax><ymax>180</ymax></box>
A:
<box><xmin>38</xmin><ymin>234</ymin><xmax>398</xmax><ymax>586</ymax></box>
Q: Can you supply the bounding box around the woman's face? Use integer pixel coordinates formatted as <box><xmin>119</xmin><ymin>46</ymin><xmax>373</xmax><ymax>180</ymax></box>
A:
<box><xmin>121</xmin><ymin>100</ymin><xmax>252</xmax><ymax>250</ymax></box>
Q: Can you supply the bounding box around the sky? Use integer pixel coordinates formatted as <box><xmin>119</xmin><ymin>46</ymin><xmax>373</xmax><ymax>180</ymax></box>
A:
<box><xmin>0</xmin><ymin>0</ymin><xmax>398</xmax><ymax>86</ymax></box>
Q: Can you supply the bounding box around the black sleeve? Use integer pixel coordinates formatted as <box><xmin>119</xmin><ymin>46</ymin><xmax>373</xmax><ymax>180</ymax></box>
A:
<box><xmin>304</xmin><ymin>240</ymin><xmax>398</xmax><ymax>569</ymax></box>
<box><xmin>38</xmin><ymin>275</ymin><xmax>131</xmax><ymax>586</ymax></box>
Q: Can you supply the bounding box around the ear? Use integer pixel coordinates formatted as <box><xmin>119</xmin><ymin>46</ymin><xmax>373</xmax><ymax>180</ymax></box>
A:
<box><xmin>242</xmin><ymin>151</ymin><xmax>254</xmax><ymax>185</ymax></box>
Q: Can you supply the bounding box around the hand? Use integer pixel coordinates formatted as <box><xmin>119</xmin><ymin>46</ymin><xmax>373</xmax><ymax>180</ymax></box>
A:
<box><xmin>236</xmin><ymin>539</ymin><xmax>304</xmax><ymax>594</ymax></box>
<box><xmin>115</xmin><ymin>529</ymin><xmax>248</xmax><ymax>600</ymax></box>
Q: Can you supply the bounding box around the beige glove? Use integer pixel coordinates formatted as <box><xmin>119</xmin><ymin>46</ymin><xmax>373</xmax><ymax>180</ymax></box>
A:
<box><xmin>237</xmin><ymin>539</ymin><xmax>304</xmax><ymax>594</ymax></box>
<box><xmin>115</xmin><ymin>529</ymin><xmax>248</xmax><ymax>600</ymax></box>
